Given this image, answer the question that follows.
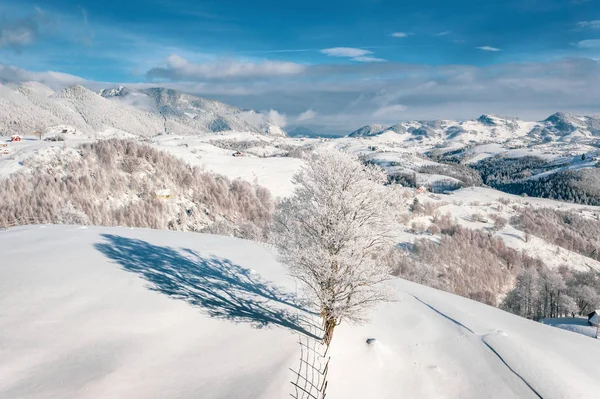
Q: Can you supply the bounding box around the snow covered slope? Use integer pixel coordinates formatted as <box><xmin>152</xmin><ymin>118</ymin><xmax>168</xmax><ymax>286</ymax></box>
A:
<box><xmin>1</xmin><ymin>225</ymin><xmax>599</xmax><ymax>399</ymax></box>
<box><xmin>0</xmin><ymin>225</ymin><xmax>303</xmax><ymax>399</ymax></box>
<box><xmin>151</xmin><ymin>134</ymin><xmax>304</xmax><ymax>198</ymax></box>
<box><xmin>101</xmin><ymin>87</ymin><xmax>286</xmax><ymax>136</ymax></box>
<box><xmin>0</xmin><ymin>83</ymin><xmax>286</xmax><ymax>138</ymax></box>
<box><xmin>346</xmin><ymin>113</ymin><xmax>600</xmax><ymax>147</ymax></box>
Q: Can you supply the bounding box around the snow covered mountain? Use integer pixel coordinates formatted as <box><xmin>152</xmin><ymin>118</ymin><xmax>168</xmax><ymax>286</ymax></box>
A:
<box><xmin>1</xmin><ymin>224</ymin><xmax>599</xmax><ymax>399</ymax></box>
<box><xmin>0</xmin><ymin>82</ymin><xmax>286</xmax><ymax>137</ymax></box>
<box><xmin>348</xmin><ymin>113</ymin><xmax>600</xmax><ymax>146</ymax></box>
<box><xmin>347</xmin><ymin>124</ymin><xmax>387</xmax><ymax>137</ymax></box>
<box><xmin>101</xmin><ymin>86</ymin><xmax>287</xmax><ymax>136</ymax></box>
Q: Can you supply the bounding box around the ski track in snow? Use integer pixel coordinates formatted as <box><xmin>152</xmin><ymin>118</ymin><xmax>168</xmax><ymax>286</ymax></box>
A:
<box><xmin>411</xmin><ymin>294</ymin><xmax>544</xmax><ymax>399</ymax></box>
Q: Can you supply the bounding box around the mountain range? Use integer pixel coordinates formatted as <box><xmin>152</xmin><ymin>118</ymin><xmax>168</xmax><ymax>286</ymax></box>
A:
<box><xmin>2</xmin><ymin>80</ymin><xmax>599</xmax><ymax>148</ymax></box>
<box><xmin>348</xmin><ymin>113</ymin><xmax>600</xmax><ymax>146</ymax></box>
<box><xmin>0</xmin><ymin>83</ymin><xmax>286</xmax><ymax>137</ymax></box>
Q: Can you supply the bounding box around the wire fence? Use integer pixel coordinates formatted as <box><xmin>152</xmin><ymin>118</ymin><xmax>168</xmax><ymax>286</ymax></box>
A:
<box><xmin>290</xmin><ymin>317</ymin><xmax>330</xmax><ymax>399</ymax></box>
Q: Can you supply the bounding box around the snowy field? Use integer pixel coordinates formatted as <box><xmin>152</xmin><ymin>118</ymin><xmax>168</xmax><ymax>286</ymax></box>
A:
<box><xmin>541</xmin><ymin>318</ymin><xmax>598</xmax><ymax>339</ymax></box>
<box><xmin>151</xmin><ymin>135</ymin><xmax>305</xmax><ymax>198</ymax></box>
<box><xmin>1</xmin><ymin>225</ymin><xmax>600</xmax><ymax>399</ymax></box>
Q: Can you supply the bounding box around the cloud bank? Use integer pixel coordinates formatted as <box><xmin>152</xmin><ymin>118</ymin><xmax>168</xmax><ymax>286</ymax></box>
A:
<box><xmin>147</xmin><ymin>54</ymin><xmax>306</xmax><ymax>81</ymax></box>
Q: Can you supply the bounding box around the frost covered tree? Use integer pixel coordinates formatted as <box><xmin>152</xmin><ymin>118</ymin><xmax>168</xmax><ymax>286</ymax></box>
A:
<box><xmin>272</xmin><ymin>149</ymin><xmax>402</xmax><ymax>344</ymax></box>
<box><xmin>502</xmin><ymin>267</ymin><xmax>540</xmax><ymax>318</ymax></box>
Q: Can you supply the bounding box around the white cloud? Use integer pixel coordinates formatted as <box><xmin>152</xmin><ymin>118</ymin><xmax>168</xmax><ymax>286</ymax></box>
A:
<box><xmin>239</xmin><ymin>110</ymin><xmax>264</xmax><ymax>126</ymax></box>
<box><xmin>267</xmin><ymin>109</ymin><xmax>287</xmax><ymax>127</ymax></box>
<box><xmin>436</xmin><ymin>31</ymin><xmax>451</xmax><ymax>36</ymax></box>
<box><xmin>297</xmin><ymin>109</ymin><xmax>317</xmax><ymax>121</ymax></box>
<box><xmin>0</xmin><ymin>64</ymin><xmax>86</xmax><ymax>87</ymax></box>
<box><xmin>575</xmin><ymin>39</ymin><xmax>600</xmax><ymax>48</ymax></box>
<box><xmin>352</xmin><ymin>56</ymin><xmax>386</xmax><ymax>63</ymax></box>
<box><xmin>147</xmin><ymin>54</ymin><xmax>306</xmax><ymax>80</ymax></box>
<box><xmin>0</xmin><ymin>8</ymin><xmax>49</xmax><ymax>50</ymax></box>
<box><xmin>373</xmin><ymin>104</ymin><xmax>407</xmax><ymax>118</ymax></box>
<box><xmin>391</xmin><ymin>32</ymin><xmax>408</xmax><ymax>38</ymax></box>
<box><xmin>320</xmin><ymin>47</ymin><xmax>372</xmax><ymax>57</ymax></box>
<box><xmin>0</xmin><ymin>26</ymin><xmax>36</xmax><ymax>47</ymax></box>
<box><xmin>320</xmin><ymin>48</ymin><xmax>386</xmax><ymax>62</ymax></box>
<box><xmin>477</xmin><ymin>46</ymin><xmax>501</xmax><ymax>52</ymax></box>
<box><xmin>577</xmin><ymin>20</ymin><xmax>600</xmax><ymax>29</ymax></box>
<box><xmin>239</xmin><ymin>109</ymin><xmax>287</xmax><ymax>127</ymax></box>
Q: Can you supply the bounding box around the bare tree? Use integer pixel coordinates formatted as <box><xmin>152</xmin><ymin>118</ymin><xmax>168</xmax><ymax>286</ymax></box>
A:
<box><xmin>272</xmin><ymin>149</ymin><xmax>402</xmax><ymax>344</ymax></box>
<box><xmin>34</xmin><ymin>124</ymin><xmax>45</xmax><ymax>141</ymax></box>
<box><xmin>493</xmin><ymin>216</ymin><xmax>507</xmax><ymax>231</ymax></box>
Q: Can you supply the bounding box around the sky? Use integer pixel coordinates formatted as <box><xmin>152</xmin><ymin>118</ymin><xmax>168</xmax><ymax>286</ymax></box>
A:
<box><xmin>1</xmin><ymin>0</ymin><xmax>600</xmax><ymax>134</ymax></box>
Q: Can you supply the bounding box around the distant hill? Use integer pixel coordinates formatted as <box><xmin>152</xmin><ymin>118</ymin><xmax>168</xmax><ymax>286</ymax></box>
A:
<box><xmin>0</xmin><ymin>82</ymin><xmax>286</xmax><ymax>137</ymax></box>
<box><xmin>287</xmin><ymin>126</ymin><xmax>340</xmax><ymax>138</ymax></box>
<box><xmin>347</xmin><ymin>113</ymin><xmax>600</xmax><ymax>146</ymax></box>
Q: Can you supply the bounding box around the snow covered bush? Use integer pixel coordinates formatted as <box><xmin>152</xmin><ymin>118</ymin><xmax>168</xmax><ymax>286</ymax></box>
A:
<box><xmin>512</xmin><ymin>207</ymin><xmax>600</xmax><ymax>261</ymax></box>
<box><xmin>392</xmin><ymin>216</ymin><xmax>543</xmax><ymax>305</ymax></box>
<box><xmin>271</xmin><ymin>149</ymin><xmax>404</xmax><ymax>343</ymax></box>
<box><xmin>0</xmin><ymin>139</ymin><xmax>274</xmax><ymax>239</ymax></box>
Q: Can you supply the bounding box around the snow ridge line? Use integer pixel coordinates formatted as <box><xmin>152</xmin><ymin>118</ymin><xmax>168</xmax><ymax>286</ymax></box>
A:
<box><xmin>409</xmin><ymin>294</ymin><xmax>544</xmax><ymax>399</ymax></box>
<box><xmin>409</xmin><ymin>294</ymin><xmax>475</xmax><ymax>334</ymax></box>
<box><xmin>480</xmin><ymin>339</ymin><xmax>543</xmax><ymax>399</ymax></box>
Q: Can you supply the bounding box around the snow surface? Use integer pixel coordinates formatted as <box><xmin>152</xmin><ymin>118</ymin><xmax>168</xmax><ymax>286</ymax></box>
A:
<box><xmin>151</xmin><ymin>135</ymin><xmax>304</xmax><ymax>198</ymax></box>
<box><xmin>541</xmin><ymin>318</ymin><xmax>598</xmax><ymax>339</ymax></box>
<box><xmin>2</xmin><ymin>225</ymin><xmax>600</xmax><ymax>399</ymax></box>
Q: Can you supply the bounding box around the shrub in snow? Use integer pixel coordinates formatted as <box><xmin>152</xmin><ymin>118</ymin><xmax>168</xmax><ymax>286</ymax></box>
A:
<box><xmin>492</xmin><ymin>215</ymin><xmax>508</xmax><ymax>230</ymax></box>
<box><xmin>410</xmin><ymin>221</ymin><xmax>427</xmax><ymax>234</ymax></box>
<box><xmin>44</xmin><ymin>135</ymin><xmax>65</xmax><ymax>142</ymax></box>
<box><xmin>56</xmin><ymin>202</ymin><xmax>90</xmax><ymax>225</ymax></box>
<box><xmin>272</xmin><ymin>149</ymin><xmax>404</xmax><ymax>344</ymax></box>
<box><xmin>427</xmin><ymin>224</ymin><xmax>441</xmax><ymax>235</ymax></box>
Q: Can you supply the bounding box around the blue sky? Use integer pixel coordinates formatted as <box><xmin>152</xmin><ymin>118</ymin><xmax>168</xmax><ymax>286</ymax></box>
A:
<box><xmin>1</xmin><ymin>0</ymin><xmax>600</xmax><ymax>132</ymax></box>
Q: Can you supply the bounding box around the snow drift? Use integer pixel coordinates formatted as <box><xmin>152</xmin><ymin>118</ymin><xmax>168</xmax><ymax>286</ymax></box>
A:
<box><xmin>1</xmin><ymin>225</ymin><xmax>599</xmax><ymax>399</ymax></box>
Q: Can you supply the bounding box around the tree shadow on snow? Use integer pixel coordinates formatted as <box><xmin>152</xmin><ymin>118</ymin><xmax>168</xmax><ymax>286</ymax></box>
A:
<box><xmin>94</xmin><ymin>234</ymin><xmax>319</xmax><ymax>339</ymax></box>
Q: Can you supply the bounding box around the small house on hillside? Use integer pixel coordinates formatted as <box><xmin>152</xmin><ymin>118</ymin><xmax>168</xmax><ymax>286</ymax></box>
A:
<box><xmin>10</xmin><ymin>135</ymin><xmax>22</xmax><ymax>142</ymax></box>
<box><xmin>588</xmin><ymin>310</ymin><xmax>600</xmax><ymax>327</ymax></box>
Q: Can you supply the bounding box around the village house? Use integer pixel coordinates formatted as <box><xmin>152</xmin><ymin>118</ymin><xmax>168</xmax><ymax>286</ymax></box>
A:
<box><xmin>589</xmin><ymin>310</ymin><xmax>600</xmax><ymax>339</ymax></box>
<box><xmin>588</xmin><ymin>310</ymin><xmax>600</xmax><ymax>327</ymax></box>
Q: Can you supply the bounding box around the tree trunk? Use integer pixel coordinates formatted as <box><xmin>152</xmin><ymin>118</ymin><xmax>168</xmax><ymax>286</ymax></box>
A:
<box><xmin>323</xmin><ymin>315</ymin><xmax>336</xmax><ymax>346</ymax></box>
